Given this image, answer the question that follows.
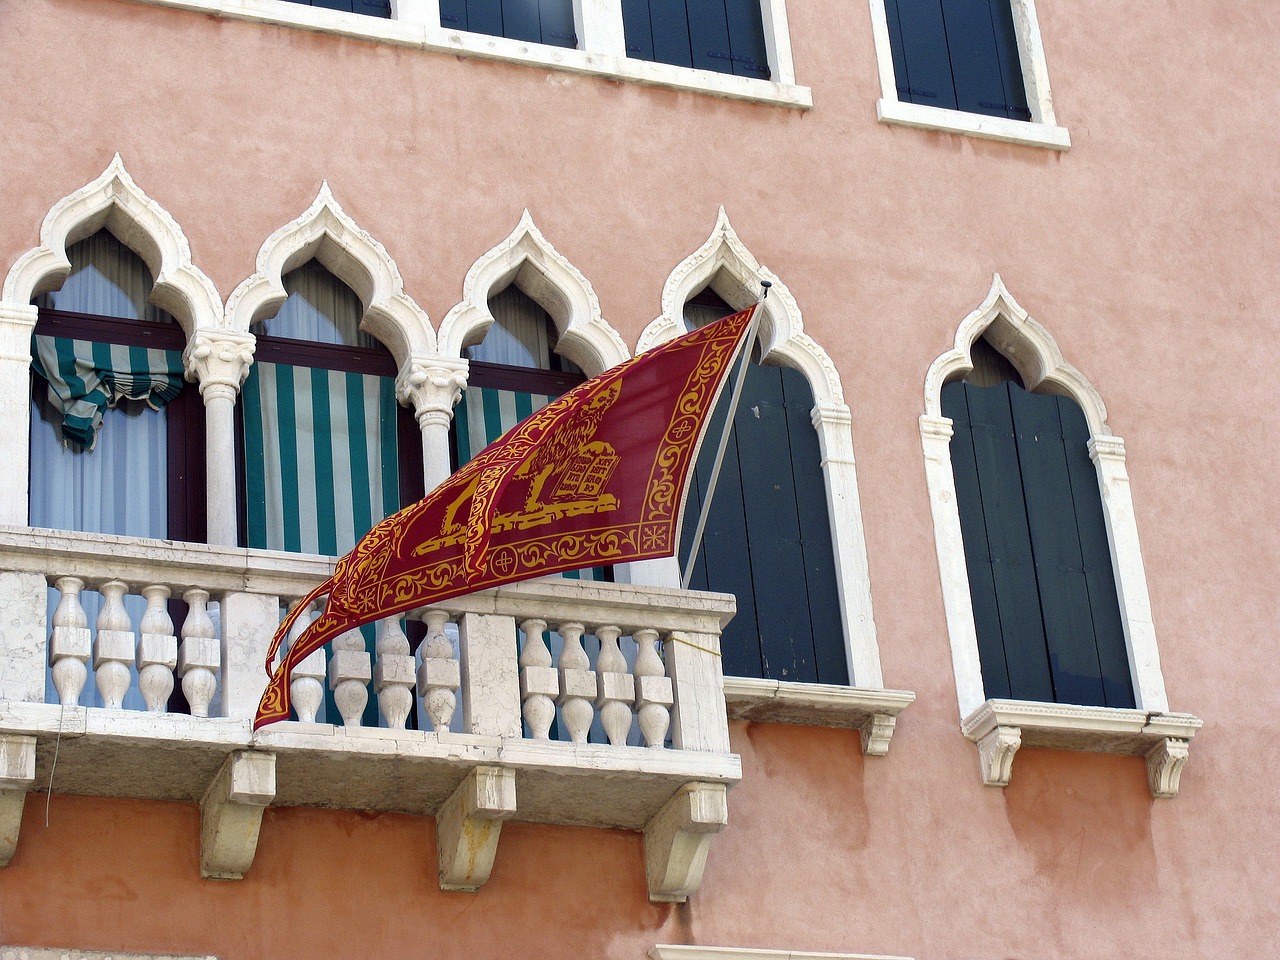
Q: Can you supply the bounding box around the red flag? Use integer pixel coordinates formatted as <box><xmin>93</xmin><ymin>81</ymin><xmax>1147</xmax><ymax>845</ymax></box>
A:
<box><xmin>253</xmin><ymin>305</ymin><xmax>757</xmax><ymax>729</ymax></box>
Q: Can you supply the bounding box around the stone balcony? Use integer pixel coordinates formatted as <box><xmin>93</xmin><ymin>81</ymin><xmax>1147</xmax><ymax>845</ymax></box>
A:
<box><xmin>0</xmin><ymin>525</ymin><xmax>740</xmax><ymax>901</ymax></box>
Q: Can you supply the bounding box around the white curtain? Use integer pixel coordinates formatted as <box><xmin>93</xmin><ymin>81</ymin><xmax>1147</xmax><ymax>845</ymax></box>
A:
<box><xmin>32</xmin><ymin>230</ymin><xmax>177</xmax><ymax>711</ymax></box>
<box><xmin>467</xmin><ymin>285</ymin><xmax>567</xmax><ymax>369</ymax></box>
<box><xmin>252</xmin><ymin>260</ymin><xmax>375</xmax><ymax>347</ymax></box>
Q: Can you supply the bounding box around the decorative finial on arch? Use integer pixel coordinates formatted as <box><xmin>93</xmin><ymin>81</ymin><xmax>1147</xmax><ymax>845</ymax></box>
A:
<box><xmin>224</xmin><ymin>182</ymin><xmax>435</xmax><ymax>363</ymax></box>
<box><xmin>436</xmin><ymin>211</ymin><xmax>628</xmax><ymax>375</ymax></box>
<box><xmin>924</xmin><ymin>274</ymin><xmax>1109</xmax><ymax>435</ymax></box>
<box><xmin>2</xmin><ymin>155</ymin><xmax>223</xmax><ymax>337</ymax></box>
<box><xmin>637</xmin><ymin>208</ymin><xmax>844</xmax><ymax>406</ymax></box>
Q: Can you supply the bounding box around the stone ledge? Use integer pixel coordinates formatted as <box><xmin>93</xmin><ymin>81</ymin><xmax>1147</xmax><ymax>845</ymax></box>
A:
<box><xmin>722</xmin><ymin>678</ymin><xmax>915</xmax><ymax>755</ymax></box>
<box><xmin>960</xmin><ymin>698</ymin><xmax>1203</xmax><ymax>798</ymax></box>
<box><xmin>0</xmin><ymin>700</ymin><xmax>740</xmax><ymax>830</ymax></box>
<box><xmin>876</xmin><ymin>98</ymin><xmax>1070</xmax><ymax>150</ymax></box>
<box><xmin>651</xmin><ymin>945</ymin><xmax>913</xmax><ymax>960</ymax></box>
<box><xmin>1</xmin><ymin>951</ymin><xmax>216</xmax><ymax>960</ymax></box>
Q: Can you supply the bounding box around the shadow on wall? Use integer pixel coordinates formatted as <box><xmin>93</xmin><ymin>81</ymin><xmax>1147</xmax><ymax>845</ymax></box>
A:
<box><xmin>1002</xmin><ymin>747</ymin><xmax>1158</xmax><ymax>902</ymax></box>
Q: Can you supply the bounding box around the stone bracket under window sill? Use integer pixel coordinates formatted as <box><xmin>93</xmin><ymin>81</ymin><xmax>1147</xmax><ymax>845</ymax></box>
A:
<box><xmin>125</xmin><ymin>0</ymin><xmax>813</xmax><ymax>109</ymax></box>
<box><xmin>722</xmin><ymin>677</ymin><xmax>915</xmax><ymax>755</ymax></box>
<box><xmin>960</xmin><ymin>699</ymin><xmax>1203</xmax><ymax>799</ymax></box>
<box><xmin>876</xmin><ymin>99</ymin><xmax>1071</xmax><ymax>151</ymax></box>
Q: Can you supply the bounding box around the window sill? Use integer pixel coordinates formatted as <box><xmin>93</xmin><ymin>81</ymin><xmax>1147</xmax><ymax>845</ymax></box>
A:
<box><xmin>876</xmin><ymin>99</ymin><xmax>1070</xmax><ymax>150</ymax></box>
<box><xmin>722</xmin><ymin>677</ymin><xmax>915</xmax><ymax>755</ymax></box>
<box><xmin>126</xmin><ymin>0</ymin><xmax>813</xmax><ymax>109</ymax></box>
<box><xmin>960</xmin><ymin>698</ymin><xmax>1203</xmax><ymax>798</ymax></box>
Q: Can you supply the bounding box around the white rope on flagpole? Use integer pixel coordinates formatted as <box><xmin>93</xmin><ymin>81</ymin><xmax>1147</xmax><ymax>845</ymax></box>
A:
<box><xmin>681</xmin><ymin>280</ymin><xmax>770</xmax><ymax>591</ymax></box>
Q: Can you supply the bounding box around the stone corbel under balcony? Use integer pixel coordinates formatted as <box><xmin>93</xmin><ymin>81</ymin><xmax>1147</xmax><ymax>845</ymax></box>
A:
<box><xmin>200</xmin><ymin>750</ymin><xmax>276</xmax><ymax>879</ymax></box>
<box><xmin>721</xmin><ymin>678</ymin><xmax>915</xmax><ymax>755</ymax></box>
<box><xmin>0</xmin><ymin>734</ymin><xmax>36</xmax><ymax>866</ymax></box>
<box><xmin>960</xmin><ymin>699</ymin><xmax>1203</xmax><ymax>798</ymax></box>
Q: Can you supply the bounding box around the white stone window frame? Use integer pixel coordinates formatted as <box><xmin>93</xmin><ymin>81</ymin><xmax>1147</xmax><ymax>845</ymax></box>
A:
<box><xmin>920</xmin><ymin>276</ymin><xmax>1201</xmax><ymax>797</ymax></box>
<box><xmin>122</xmin><ymin>0</ymin><xmax>811</xmax><ymax>109</ymax></box>
<box><xmin>0</xmin><ymin>155</ymin><xmax>229</xmax><ymax>534</ymax></box>
<box><xmin>637</xmin><ymin>208</ymin><xmax>914</xmax><ymax>751</ymax></box>
<box><xmin>866</xmin><ymin>0</ymin><xmax>1070</xmax><ymax>149</ymax></box>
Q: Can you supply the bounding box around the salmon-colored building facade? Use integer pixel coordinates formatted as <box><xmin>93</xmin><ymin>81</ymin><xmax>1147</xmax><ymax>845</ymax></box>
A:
<box><xmin>0</xmin><ymin>1</ymin><xmax>1276</xmax><ymax>958</ymax></box>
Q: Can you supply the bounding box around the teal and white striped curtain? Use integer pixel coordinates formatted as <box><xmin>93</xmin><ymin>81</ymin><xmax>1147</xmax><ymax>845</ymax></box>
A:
<box><xmin>31</xmin><ymin>336</ymin><xmax>184</xmax><ymax>449</ymax></box>
<box><xmin>242</xmin><ymin>361</ymin><xmax>400</xmax><ymax>556</ymax></box>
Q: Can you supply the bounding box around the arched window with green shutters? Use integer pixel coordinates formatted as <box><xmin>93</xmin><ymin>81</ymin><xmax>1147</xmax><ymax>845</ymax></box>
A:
<box><xmin>622</xmin><ymin>0</ymin><xmax>771</xmax><ymax>79</ymax></box>
<box><xmin>678</xmin><ymin>290</ymin><xmax>846</xmax><ymax>684</ymax></box>
<box><xmin>942</xmin><ymin>339</ymin><xmax>1134</xmax><ymax>707</ymax></box>
<box><xmin>882</xmin><ymin>0</ymin><xmax>1030</xmax><ymax>121</ymax></box>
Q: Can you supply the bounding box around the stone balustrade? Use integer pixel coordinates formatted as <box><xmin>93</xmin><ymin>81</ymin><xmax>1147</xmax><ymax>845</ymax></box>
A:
<box><xmin>0</xmin><ymin>525</ymin><xmax>739</xmax><ymax>899</ymax></box>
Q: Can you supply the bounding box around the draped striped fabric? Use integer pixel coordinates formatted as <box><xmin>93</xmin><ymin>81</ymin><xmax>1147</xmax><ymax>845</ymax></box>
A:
<box><xmin>30</xmin><ymin>335</ymin><xmax>184</xmax><ymax>449</ymax></box>
<box><xmin>452</xmin><ymin>384</ymin><xmax>601</xmax><ymax>581</ymax></box>
<box><xmin>242</xmin><ymin>361</ymin><xmax>400</xmax><ymax>557</ymax></box>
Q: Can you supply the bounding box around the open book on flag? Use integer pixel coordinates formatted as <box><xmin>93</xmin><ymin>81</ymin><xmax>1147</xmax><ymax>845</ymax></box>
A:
<box><xmin>254</xmin><ymin>304</ymin><xmax>758</xmax><ymax>729</ymax></box>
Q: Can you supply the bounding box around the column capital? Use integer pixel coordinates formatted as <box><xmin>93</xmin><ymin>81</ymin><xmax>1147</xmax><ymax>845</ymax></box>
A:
<box><xmin>183</xmin><ymin>331</ymin><xmax>256</xmax><ymax>398</ymax></box>
<box><xmin>396</xmin><ymin>356</ymin><xmax>469</xmax><ymax>423</ymax></box>
<box><xmin>1088</xmin><ymin>434</ymin><xmax>1127</xmax><ymax>463</ymax></box>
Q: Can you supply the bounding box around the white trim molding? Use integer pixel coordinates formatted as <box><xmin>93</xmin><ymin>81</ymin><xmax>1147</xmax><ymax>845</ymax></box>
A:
<box><xmin>436</xmin><ymin>210</ymin><xmax>628</xmax><ymax>376</ymax></box>
<box><xmin>122</xmin><ymin>0</ymin><xmax>811</xmax><ymax>109</ymax></box>
<box><xmin>225</xmin><ymin>181</ymin><xmax>435</xmax><ymax>362</ymax></box>
<box><xmin>921</xmin><ymin>276</ymin><xmax>1201</xmax><ymax>794</ymax></box>
<box><xmin>651</xmin><ymin>946</ymin><xmax>913</xmax><ymax>960</ymax></box>
<box><xmin>866</xmin><ymin>0</ymin><xmax>1070</xmax><ymax>149</ymax></box>
<box><xmin>0</xmin><ymin>951</ymin><xmax>217</xmax><ymax>960</ymax></box>
<box><xmin>638</xmin><ymin>210</ymin><xmax>891</xmax><ymax>701</ymax></box>
<box><xmin>961</xmin><ymin>699</ymin><xmax>1202</xmax><ymax>799</ymax></box>
<box><xmin>722</xmin><ymin>678</ymin><xmax>914</xmax><ymax>755</ymax></box>
<box><xmin>0</xmin><ymin>156</ymin><xmax>225</xmax><ymax>526</ymax></box>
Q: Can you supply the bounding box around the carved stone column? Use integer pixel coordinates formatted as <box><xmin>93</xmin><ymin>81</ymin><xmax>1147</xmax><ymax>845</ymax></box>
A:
<box><xmin>396</xmin><ymin>357</ymin><xmax>468</xmax><ymax>492</ymax></box>
<box><xmin>183</xmin><ymin>332</ymin><xmax>255</xmax><ymax>546</ymax></box>
<box><xmin>0</xmin><ymin>303</ymin><xmax>37</xmax><ymax>525</ymax></box>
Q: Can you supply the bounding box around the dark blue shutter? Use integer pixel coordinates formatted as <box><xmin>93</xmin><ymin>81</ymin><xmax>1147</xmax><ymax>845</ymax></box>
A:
<box><xmin>944</xmin><ymin>380</ymin><xmax>1134</xmax><ymax>707</ymax></box>
<box><xmin>299</xmin><ymin>0</ymin><xmax>392</xmax><ymax>15</ymax></box>
<box><xmin>438</xmin><ymin>0</ymin><xmax>574</xmax><ymax>46</ymax></box>
<box><xmin>622</xmin><ymin>0</ymin><xmax>770</xmax><ymax>79</ymax></box>
<box><xmin>681</xmin><ymin>365</ymin><xmax>845</xmax><ymax>685</ymax></box>
<box><xmin>883</xmin><ymin>0</ymin><xmax>1029</xmax><ymax>120</ymax></box>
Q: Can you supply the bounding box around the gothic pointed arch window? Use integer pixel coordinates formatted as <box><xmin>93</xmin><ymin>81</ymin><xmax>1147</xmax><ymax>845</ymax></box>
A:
<box><xmin>29</xmin><ymin>229</ymin><xmax>205</xmax><ymax>542</ymax></box>
<box><xmin>942</xmin><ymin>336</ymin><xmax>1134</xmax><ymax>707</ymax></box>
<box><xmin>238</xmin><ymin>259</ymin><xmax>424</xmax><ymax>556</ymax></box>
<box><xmin>678</xmin><ymin>287</ymin><xmax>846</xmax><ymax>684</ymax></box>
<box><xmin>452</xmin><ymin>283</ymin><xmax>606</xmax><ymax>582</ymax></box>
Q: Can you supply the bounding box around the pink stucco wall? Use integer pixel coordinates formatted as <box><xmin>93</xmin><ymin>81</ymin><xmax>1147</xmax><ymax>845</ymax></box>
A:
<box><xmin>0</xmin><ymin>0</ymin><xmax>1277</xmax><ymax>957</ymax></box>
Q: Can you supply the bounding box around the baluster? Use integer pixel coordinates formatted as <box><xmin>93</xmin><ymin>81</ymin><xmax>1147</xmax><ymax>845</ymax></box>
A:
<box><xmin>518</xmin><ymin>618</ymin><xmax>557</xmax><ymax>740</ymax></box>
<box><xmin>136</xmin><ymin>584</ymin><xmax>178</xmax><ymax>712</ymax></box>
<box><xmin>329</xmin><ymin>626</ymin><xmax>371</xmax><ymax>727</ymax></box>
<box><xmin>374</xmin><ymin>614</ymin><xmax>415</xmax><ymax>729</ymax></box>
<box><xmin>633</xmin><ymin>628</ymin><xmax>673</xmax><ymax>748</ymax></box>
<box><xmin>177</xmin><ymin>588</ymin><xmax>219</xmax><ymax>718</ymax></box>
<box><xmin>288</xmin><ymin>600</ymin><xmax>325</xmax><ymax>723</ymax></box>
<box><xmin>593</xmin><ymin>624</ymin><xmax>634</xmax><ymax>746</ymax></box>
<box><xmin>417</xmin><ymin>609</ymin><xmax>460</xmax><ymax>733</ymax></box>
<box><xmin>555</xmin><ymin>622</ymin><xmax>594</xmax><ymax>744</ymax></box>
<box><xmin>49</xmin><ymin>576</ymin><xmax>92</xmax><ymax>706</ymax></box>
<box><xmin>94</xmin><ymin>580</ymin><xmax>135</xmax><ymax>709</ymax></box>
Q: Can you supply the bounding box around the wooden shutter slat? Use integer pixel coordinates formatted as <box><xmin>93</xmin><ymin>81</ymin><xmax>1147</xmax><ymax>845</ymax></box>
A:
<box><xmin>882</xmin><ymin>0</ymin><xmax>915</xmax><ymax>101</ymax></box>
<box><xmin>500</xmin><ymin>0</ymin><xmax>542</xmax><ymax>43</ymax></box>
<box><xmin>780</xmin><ymin>367</ymin><xmax>847</xmax><ymax>685</ymax></box>
<box><xmin>943</xmin><ymin>380</ymin><xmax>1013</xmax><ymax>699</ymax></box>
<box><xmin>963</xmin><ymin>382</ymin><xmax>1055</xmax><ymax>701</ymax></box>
<box><xmin>686</xmin><ymin>0</ymin><xmax>733</xmax><ymax>74</ymax></box>
<box><xmin>938</xmin><ymin>0</ymin><xmax>1015</xmax><ymax>118</ymax></box>
<box><xmin>465</xmin><ymin>0</ymin><xmax>505</xmax><ymax>39</ymax></box>
<box><xmin>621</xmin><ymin>0</ymin><xmax>656</xmax><ymax>58</ymax></box>
<box><xmin>737</xmin><ymin>367</ymin><xmax>818</xmax><ymax>683</ymax></box>
<box><xmin>1057</xmin><ymin>397</ymin><xmax>1135</xmax><ymax>707</ymax></box>
<box><xmin>538</xmin><ymin>0</ymin><xmax>577</xmax><ymax>46</ymax></box>
<box><xmin>888</xmin><ymin>0</ymin><xmax>958</xmax><ymax>109</ymax></box>
<box><xmin>722</xmin><ymin>0</ymin><xmax>770</xmax><ymax>78</ymax></box>
<box><xmin>1010</xmin><ymin>386</ymin><xmax>1108</xmax><ymax>706</ymax></box>
<box><xmin>647</xmin><ymin>0</ymin><xmax>695</xmax><ymax>68</ymax></box>
<box><xmin>986</xmin><ymin>0</ymin><xmax>1031</xmax><ymax>120</ymax></box>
